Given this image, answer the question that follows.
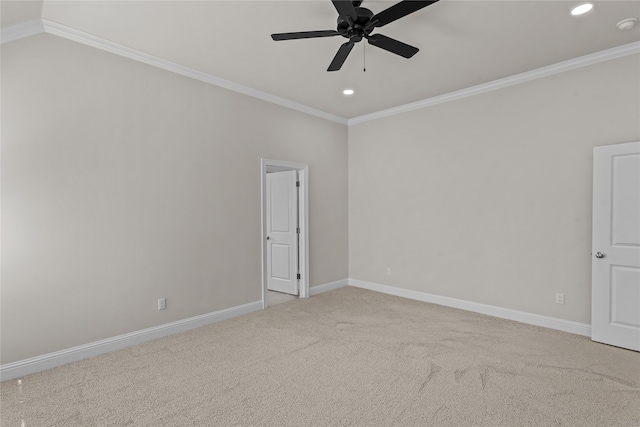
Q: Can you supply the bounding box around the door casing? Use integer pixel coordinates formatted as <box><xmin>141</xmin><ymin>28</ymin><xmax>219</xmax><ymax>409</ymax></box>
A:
<box><xmin>261</xmin><ymin>159</ymin><xmax>309</xmax><ymax>308</ymax></box>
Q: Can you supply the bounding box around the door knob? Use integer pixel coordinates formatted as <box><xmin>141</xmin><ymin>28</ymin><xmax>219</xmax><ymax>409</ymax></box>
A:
<box><xmin>266</xmin><ymin>236</ymin><xmax>270</xmax><ymax>240</ymax></box>
<box><xmin>595</xmin><ymin>252</ymin><xmax>605</xmax><ymax>258</ymax></box>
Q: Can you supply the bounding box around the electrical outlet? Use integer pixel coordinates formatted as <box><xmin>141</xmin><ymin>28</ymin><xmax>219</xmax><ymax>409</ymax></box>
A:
<box><xmin>158</xmin><ymin>298</ymin><xmax>166</xmax><ymax>310</ymax></box>
<box><xmin>555</xmin><ymin>293</ymin><xmax>565</xmax><ymax>305</ymax></box>
<box><xmin>386</xmin><ymin>268</ymin><xmax>391</xmax><ymax>276</ymax></box>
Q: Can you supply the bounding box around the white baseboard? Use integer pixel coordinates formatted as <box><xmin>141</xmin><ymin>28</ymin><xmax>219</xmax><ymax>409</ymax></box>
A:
<box><xmin>310</xmin><ymin>278</ymin><xmax>349</xmax><ymax>296</ymax></box>
<box><xmin>0</xmin><ymin>301</ymin><xmax>262</xmax><ymax>382</ymax></box>
<box><xmin>349</xmin><ymin>279</ymin><xmax>591</xmax><ymax>337</ymax></box>
<box><xmin>1</xmin><ymin>279</ymin><xmax>590</xmax><ymax>381</ymax></box>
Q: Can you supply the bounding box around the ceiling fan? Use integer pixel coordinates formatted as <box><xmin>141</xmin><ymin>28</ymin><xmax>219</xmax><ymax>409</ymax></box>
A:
<box><xmin>271</xmin><ymin>0</ymin><xmax>440</xmax><ymax>72</ymax></box>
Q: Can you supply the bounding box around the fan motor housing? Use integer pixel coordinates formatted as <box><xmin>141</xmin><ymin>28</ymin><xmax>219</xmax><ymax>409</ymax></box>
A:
<box><xmin>336</xmin><ymin>7</ymin><xmax>374</xmax><ymax>42</ymax></box>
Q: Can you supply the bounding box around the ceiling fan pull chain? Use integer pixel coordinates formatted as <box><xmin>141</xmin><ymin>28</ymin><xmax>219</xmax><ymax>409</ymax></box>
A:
<box><xmin>363</xmin><ymin>42</ymin><xmax>366</xmax><ymax>72</ymax></box>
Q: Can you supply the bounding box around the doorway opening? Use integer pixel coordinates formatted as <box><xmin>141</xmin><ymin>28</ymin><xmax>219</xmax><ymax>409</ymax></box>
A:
<box><xmin>261</xmin><ymin>159</ymin><xmax>309</xmax><ymax>309</ymax></box>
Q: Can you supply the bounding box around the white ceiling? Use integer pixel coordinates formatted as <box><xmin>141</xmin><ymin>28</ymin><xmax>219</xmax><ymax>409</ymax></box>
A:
<box><xmin>2</xmin><ymin>0</ymin><xmax>640</xmax><ymax>119</ymax></box>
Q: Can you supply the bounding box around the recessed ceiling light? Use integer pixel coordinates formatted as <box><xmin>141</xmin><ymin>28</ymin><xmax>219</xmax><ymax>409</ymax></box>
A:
<box><xmin>617</xmin><ymin>18</ymin><xmax>637</xmax><ymax>31</ymax></box>
<box><xmin>571</xmin><ymin>3</ymin><xmax>593</xmax><ymax>16</ymax></box>
<box><xmin>343</xmin><ymin>89</ymin><xmax>354</xmax><ymax>96</ymax></box>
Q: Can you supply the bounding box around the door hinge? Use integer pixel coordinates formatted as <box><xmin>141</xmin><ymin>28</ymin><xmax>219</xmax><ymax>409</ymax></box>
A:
<box><xmin>296</xmin><ymin>227</ymin><xmax>300</xmax><ymax>234</ymax></box>
<box><xmin>296</xmin><ymin>181</ymin><xmax>300</xmax><ymax>187</ymax></box>
<box><xmin>297</xmin><ymin>273</ymin><xmax>301</xmax><ymax>280</ymax></box>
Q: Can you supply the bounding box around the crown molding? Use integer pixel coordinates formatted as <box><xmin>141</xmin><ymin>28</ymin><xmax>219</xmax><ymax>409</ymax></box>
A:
<box><xmin>0</xmin><ymin>19</ymin><xmax>43</xmax><ymax>44</ymax></box>
<box><xmin>40</xmin><ymin>19</ymin><xmax>349</xmax><ymax>125</ymax></box>
<box><xmin>2</xmin><ymin>19</ymin><xmax>348</xmax><ymax>125</ymax></box>
<box><xmin>348</xmin><ymin>41</ymin><xmax>640</xmax><ymax>125</ymax></box>
<box><xmin>42</xmin><ymin>20</ymin><xmax>349</xmax><ymax>125</ymax></box>
<box><xmin>3</xmin><ymin>19</ymin><xmax>638</xmax><ymax>127</ymax></box>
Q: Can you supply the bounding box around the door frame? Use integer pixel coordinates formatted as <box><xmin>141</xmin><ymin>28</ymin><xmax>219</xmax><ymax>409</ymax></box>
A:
<box><xmin>261</xmin><ymin>159</ymin><xmax>309</xmax><ymax>308</ymax></box>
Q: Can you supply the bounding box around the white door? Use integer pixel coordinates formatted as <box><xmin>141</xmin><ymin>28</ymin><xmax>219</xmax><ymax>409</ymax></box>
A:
<box><xmin>266</xmin><ymin>170</ymin><xmax>299</xmax><ymax>295</ymax></box>
<box><xmin>592</xmin><ymin>141</ymin><xmax>640</xmax><ymax>351</ymax></box>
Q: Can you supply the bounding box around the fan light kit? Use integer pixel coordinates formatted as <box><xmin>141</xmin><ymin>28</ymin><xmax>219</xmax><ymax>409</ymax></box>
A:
<box><xmin>271</xmin><ymin>0</ymin><xmax>440</xmax><ymax>71</ymax></box>
<box><xmin>343</xmin><ymin>89</ymin><xmax>355</xmax><ymax>95</ymax></box>
<box><xmin>571</xmin><ymin>3</ymin><xmax>593</xmax><ymax>16</ymax></box>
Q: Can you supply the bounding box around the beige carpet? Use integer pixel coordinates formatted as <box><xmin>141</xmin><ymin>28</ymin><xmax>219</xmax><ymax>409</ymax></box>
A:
<box><xmin>1</xmin><ymin>287</ymin><xmax>639</xmax><ymax>426</ymax></box>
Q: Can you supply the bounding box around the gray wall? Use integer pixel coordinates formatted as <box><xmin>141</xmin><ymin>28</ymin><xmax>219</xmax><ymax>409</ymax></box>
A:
<box><xmin>349</xmin><ymin>54</ymin><xmax>640</xmax><ymax>325</ymax></box>
<box><xmin>3</xmin><ymin>30</ymin><xmax>639</xmax><ymax>366</ymax></box>
<box><xmin>1</xmin><ymin>34</ymin><xmax>349</xmax><ymax>364</ymax></box>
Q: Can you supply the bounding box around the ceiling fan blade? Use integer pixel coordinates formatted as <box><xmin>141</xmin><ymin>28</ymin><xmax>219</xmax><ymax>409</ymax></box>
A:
<box><xmin>271</xmin><ymin>30</ymin><xmax>341</xmax><ymax>41</ymax></box>
<box><xmin>327</xmin><ymin>41</ymin><xmax>355</xmax><ymax>71</ymax></box>
<box><xmin>367</xmin><ymin>34</ymin><xmax>419</xmax><ymax>58</ymax></box>
<box><xmin>332</xmin><ymin>0</ymin><xmax>358</xmax><ymax>21</ymax></box>
<box><xmin>370</xmin><ymin>0</ymin><xmax>439</xmax><ymax>28</ymax></box>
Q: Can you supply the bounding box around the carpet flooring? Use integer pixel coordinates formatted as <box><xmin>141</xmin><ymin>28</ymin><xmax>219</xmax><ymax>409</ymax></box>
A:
<box><xmin>1</xmin><ymin>286</ymin><xmax>639</xmax><ymax>426</ymax></box>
